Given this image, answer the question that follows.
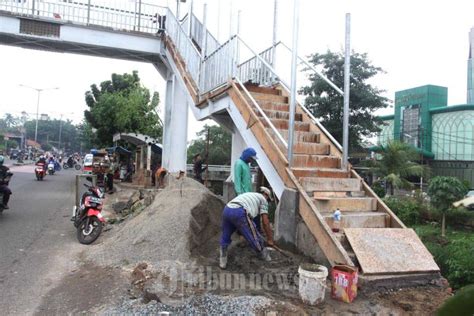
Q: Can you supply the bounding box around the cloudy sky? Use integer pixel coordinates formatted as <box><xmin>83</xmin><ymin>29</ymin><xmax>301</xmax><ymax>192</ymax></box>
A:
<box><xmin>0</xmin><ymin>0</ymin><xmax>473</xmax><ymax>141</ymax></box>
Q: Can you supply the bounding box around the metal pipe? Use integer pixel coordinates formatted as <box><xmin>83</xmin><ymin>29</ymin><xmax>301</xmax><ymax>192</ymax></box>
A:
<box><xmin>235</xmin><ymin>78</ymin><xmax>288</xmax><ymax>148</ymax></box>
<box><xmin>272</xmin><ymin>0</ymin><xmax>278</xmax><ymax>46</ymax></box>
<box><xmin>279</xmin><ymin>41</ymin><xmax>344</xmax><ymax>95</ymax></box>
<box><xmin>188</xmin><ymin>0</ymin><xmax>193</xmax><ymax>37</ymax></box>
<box><xmin>288</xmin><ymin>0</ymin><xmax>299</xmax><ymax>167</ymax></box>
<box><xmin>342</xmin><ymin>13</ymin><xmax>351</xmax><ymax>169</ymax></box>
<box><xmin>229</xmin><ymin>0</ymin><xmax>233</xmax><ymax>39</ymax></box>
<box><xmin>34</xmin><ymin>90</ymin><xmax>40</xmax><ymax>143</ymax></box>
<box><xmin>137</xmin><ymin>0</ymin><xmax>142</xmax><ymax>31</ymax></box>
<box><xmin>87</xmin><ymin>0</ymin><xmax>91</xmax><ymax>25</ymax></box>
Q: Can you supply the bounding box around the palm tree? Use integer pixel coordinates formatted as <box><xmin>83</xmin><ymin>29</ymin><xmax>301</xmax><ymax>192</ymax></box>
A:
<box><xmin>371</xmin><ymin>140</ymin><xmax>428</xmax><ymax>195</ymax></box>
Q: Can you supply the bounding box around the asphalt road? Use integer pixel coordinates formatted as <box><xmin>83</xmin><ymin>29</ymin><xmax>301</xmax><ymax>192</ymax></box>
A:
<box><xmin>0</xmin><ymin>162</ymin><xmax>86</xmax><ymax>315</ymax></box>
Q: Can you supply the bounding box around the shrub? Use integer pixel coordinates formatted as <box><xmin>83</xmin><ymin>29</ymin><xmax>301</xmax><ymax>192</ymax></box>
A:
<box><xmin>415</xmin><ymin>225</ymin><xmax>474</xmax><ymax>289</ymax></box>
<box><xmin>383</xmin><ymin>196</ymin><xmax>421</xmax><ymax>226</ymax></box>
<box><xmin>371</xmin><ymin>181</ymin><xmax>386</xmax><ymax>198</ymax></box>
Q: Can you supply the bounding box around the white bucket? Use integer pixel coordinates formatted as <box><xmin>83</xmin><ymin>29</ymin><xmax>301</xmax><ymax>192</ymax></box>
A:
<box><xmin>298</xmin><ymin>263</ymin><xmax>328</xmax><ymax>305</ymax></box>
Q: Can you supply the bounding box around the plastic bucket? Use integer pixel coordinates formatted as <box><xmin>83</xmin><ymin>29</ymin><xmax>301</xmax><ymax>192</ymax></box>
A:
<box><xmin>298</xmin><ymin>263</ymin><xmax>328</xmax><ymax>305</ymax></box>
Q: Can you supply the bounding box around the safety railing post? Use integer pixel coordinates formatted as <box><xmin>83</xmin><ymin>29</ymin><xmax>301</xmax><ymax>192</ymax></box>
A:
<box><xmin>342</xmin><ymin>13</ymin><xmax>351</xmax><ymax>170</ymax></box>
<box><xmin>31</xmin><ymin>0</ymin><xmax>35</xmax><ymax>15</ymax></box>
<box><xmin>137</xmin><ymin>0</ymin><xmax>142</xmax><ymax>32</ymax></box>
<box><xmin>87</xmin><ymin>0</ymin><xmax>91</xmax><ymax>25</ymax></box>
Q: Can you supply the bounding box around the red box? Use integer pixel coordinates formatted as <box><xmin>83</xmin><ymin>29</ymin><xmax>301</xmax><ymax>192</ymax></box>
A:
<box><xmin>331</xmin><ymin>265</ymin><xmax>358</xmax><ymax>303</ymax></box>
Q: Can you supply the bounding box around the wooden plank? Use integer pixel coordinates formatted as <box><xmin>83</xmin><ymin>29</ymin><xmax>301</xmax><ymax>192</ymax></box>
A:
<box><xmin>286</xmin><ymin>168</ymin><xmax>353</xmax><ymax>266</ymax></box>
<box><xmin>228</xmin><ymin>82</ymin><xmax>294</xmax><ymax>188</ymax></box>
<box><xmin>345</xmin><ymin>228</ymin><xmax>440</xmax><ymax>275</ymax></box>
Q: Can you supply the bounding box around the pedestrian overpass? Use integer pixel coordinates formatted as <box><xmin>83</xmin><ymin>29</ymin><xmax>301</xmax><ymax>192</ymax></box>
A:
<box><xmin>0</xmin><ymin>0</ymin><xmax>441</xmax><ymax>282</ymax></box>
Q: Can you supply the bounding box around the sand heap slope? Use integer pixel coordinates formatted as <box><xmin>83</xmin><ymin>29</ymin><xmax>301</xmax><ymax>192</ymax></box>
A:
<box><xmin>89</xmin><ymin>177</ymin><xmax>225</xmax><ymax>267</ymax></box>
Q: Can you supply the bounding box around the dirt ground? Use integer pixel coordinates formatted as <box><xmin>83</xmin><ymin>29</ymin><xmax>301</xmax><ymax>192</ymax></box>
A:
<box><xmin>36</xmin><ymin>181</ymin><xmax>451</xmax><ymax>314</ymax></box>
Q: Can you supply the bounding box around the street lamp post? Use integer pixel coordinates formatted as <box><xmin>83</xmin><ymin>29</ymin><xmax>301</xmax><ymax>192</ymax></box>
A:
<box><xmin>19</xmin><ymin>85</ymin><xmax>59</xmax><ymax>143</ymax></box>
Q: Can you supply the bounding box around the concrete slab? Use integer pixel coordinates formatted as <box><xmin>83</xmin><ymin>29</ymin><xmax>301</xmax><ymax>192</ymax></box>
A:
<box><xmin>344</xmin><ymin>228</ymin><xmax>440</xmax><ymax>275</ymax></box>
<box><xmin>301</xmin><ymin>177</ymin><xmax>361</xmax><ymax>192</ymax></box>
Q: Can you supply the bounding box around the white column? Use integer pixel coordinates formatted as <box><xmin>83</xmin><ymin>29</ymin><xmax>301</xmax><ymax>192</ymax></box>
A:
<box><xmin>162</xmin><ymin>76</ymin><xmax>188</xmax><ymax>173</ymax></box>
<box><xmin>162</xmin><ymin>75</ymin><xmax>174</xmax><ymax>170</ymax></box>
<box><xmin>140</xmin><ymin>145</ymin><xmax>145</xmax><ymax>170</ymax></box>
<box><xmin>230</xmin><ymin>130</ymin><xmax>246</xmax><ymax>179</ymax></box>
<box><xmin>147</xmin><ymin>144</ymin><xmax>152</xmax><ymax>172</ymax></box>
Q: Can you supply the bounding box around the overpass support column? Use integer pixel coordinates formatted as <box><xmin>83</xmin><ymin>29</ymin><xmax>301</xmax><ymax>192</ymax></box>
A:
<box><xmin>162</xmin><ymin>75</ymin><xmax>189</xmax><ymax>174</ymax></box>
<box><xmin>230</xmin><ymin>130</ymin><xmax>247</xmax><ymax>181</ymax></box>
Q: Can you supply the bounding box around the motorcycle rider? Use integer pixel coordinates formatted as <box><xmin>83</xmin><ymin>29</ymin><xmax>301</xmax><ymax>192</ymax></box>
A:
<box><xmin>0</xmin><ymin>156</ymin><xmax>13</xmax><ymax>209</ymax></box>
<box><xmin>37</xmin><ymin>155</ymin><xmax>46</xmax><ymax>165</ymax></box>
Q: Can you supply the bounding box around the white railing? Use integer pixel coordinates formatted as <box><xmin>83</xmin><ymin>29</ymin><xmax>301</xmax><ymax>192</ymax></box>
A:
<box><xmin>199</xmin><ymin>35</ymin><xmax>237</xmax><ymax>94</ymax></box>
<box><xmin>189</xmin><ymin>13</ymin><xmax>220</xmax><ymax>56</ymax></box>
<box><xmin>0</xmin><ymin>0</ymin><xmax>165</xmax><ymax>33</ymax></box>
<box><xmin>165</xmin><ymin>8</ymin><xmax>202</xmax><ymax>89</ymax></box>
<box><xmin>238</xmin><ymin>45</ymin><xmax>276</xmax><ymax>86</ymax></box>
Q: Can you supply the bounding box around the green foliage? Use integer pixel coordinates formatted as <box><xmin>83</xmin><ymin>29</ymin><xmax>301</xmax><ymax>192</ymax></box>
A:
<box><xmin>371</xmin><ymin>181</ymin><xmax>386</xmax><ymax>198</ymax></box>
<box><xmin>371</xmin><ymin>141</ymin><xmax>428</xmax><ymax>195</ymax></box>
<box><xmin>383</xmin><ymin>196</ymin><xmax>421</xmax><ymax>225</ymax></box>
<box><xmin>187</xmin><ymin>124</ymin><xmax>231</xmax><ymax>165</ymax></box>
<box><xmin>299</xmin><ymin>50</ymin><xmax>390</xmax><ymax>150</ymax></box>
<box><xmin>24</xmin><ymin>119</ymin><xmax>79</xmax><ymax>152</ymax></box>
<box><xmin>428</xmin><ymin>177</ymin><xmax>467</xmax><ymax>213</ymax></box>
<box><xmin>437</xmin><ymin>284</ymin><xmax>474</xmax><ymax>316</ymax></box>
<box><xmin>415</xmin><ymin>225</ymin><xmax>474</xmax><ymax>289</ymax></box>
<box><xmin>84</xmin><ymin>71</ymin><xmax>162</xmax><ymax>147</ymax></box>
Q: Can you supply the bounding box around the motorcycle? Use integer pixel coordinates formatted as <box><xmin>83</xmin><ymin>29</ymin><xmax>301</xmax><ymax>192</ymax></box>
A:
<box><xmin>35</xmin><ymin>163</ymin><xmax>46</xmax><ymax>181</ymax></box>
<box><xmin>0</xmin><ymin>172</ymin><xmax>13</xmax><ymax>214</ymax></box>
<box><xmin>48</xmin><ymin>161</ymin><xmax>55</xmax><ymax>175</ymax></box>
<box><xmin>63</xmin><ymin>160</ymin><xmax>82</xmax><ymax>170</ymax></box>
<box><xmin>72</xmin><ymin>183</ymin><xmax>105</xmax><ymax>244</ymax></box>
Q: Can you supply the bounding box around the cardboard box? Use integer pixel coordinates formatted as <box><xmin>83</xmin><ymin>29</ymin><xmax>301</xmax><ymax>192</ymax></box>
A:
<box><xmin>331</xmin><ymin>265</ymin><xmax>358</xmax><ymax>303</ymax></box>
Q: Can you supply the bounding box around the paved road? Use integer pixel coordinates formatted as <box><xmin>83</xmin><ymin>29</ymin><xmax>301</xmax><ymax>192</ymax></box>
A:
<box><xmin>0</xmin><ymin>163</ymin><xmax>85</xmax><ymax>315</ymax></box>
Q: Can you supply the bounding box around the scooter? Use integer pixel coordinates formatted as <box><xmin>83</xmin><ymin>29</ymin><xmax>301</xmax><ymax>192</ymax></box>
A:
<box><xmin>35</xmin><ymin>163</ymin><xmax>46</xmax><ymax>181</ymax></box>
<box><xmin>72</xmin><ymin>183</ymin><xmax>105</xmax><ymax>244</ymax></box>
<box><xmin>48</xmin><ymin>161</ymin><xmax>55</xmax><ymax>175</ymax></box>
<box><xmin>0</xmin><ymin>172</ymin><xmax>13</xmax><ymax>214</ymax></box>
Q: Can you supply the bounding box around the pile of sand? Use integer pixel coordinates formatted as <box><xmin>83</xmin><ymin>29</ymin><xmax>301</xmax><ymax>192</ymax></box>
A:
<box><xmin>88</xmin><ymin>177</ymin><xmax>225</xmax><ymax>268</ymax></box>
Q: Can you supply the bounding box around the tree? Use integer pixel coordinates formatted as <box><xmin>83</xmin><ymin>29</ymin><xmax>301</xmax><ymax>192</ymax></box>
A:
<box><xmin>187</xmin><ymin>124</ymin><xmax>232</xmax><ymax>165</ymax></box>
<box><xmin>369</xmin><ymin>141</ymin><xmax>427</xmax><ymax>195</ymax></box>
<box><xmin>24</xmin><ymin>119</ymin><xmax>80</xmax><ymax>152</ymax></box>
<box><xmin>300</xmin><ymin>50</ymin><xmax>390</xmax><ymax>150</ymax></box>
<box><xmin>84</xmin><ymin>71</ymin><xmax>162</xmax><ymax>147</ymax></box>
<box><xmin>427</xmin><ymin>176</ymin><xmax>467</xmax><ymax>237</ymax></box>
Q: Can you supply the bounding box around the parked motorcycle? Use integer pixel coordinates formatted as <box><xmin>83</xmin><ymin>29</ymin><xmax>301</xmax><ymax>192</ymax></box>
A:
<box><xmin>35</xmin><ymin>163</ymin><xmax>46</xmax><ymax>181</ymax></box>
<box><xmin>0</xmin><ymin>172</ymin><xmax>13</xmax><ymax>214</ymax></box>
<box><xmin>72</xmin><ymin>183</ymin><xmax>105</xmax><ymax>244</ymax></box>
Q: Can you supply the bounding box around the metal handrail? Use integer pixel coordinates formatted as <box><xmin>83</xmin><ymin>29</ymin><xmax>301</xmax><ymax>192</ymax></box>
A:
<box><xmin>279</xmin><ymin>41</ymin><xmax>344</xmax><ymax>96</ymax></box>
<box><xmin>235</xmin><ymin>78</ymin><xmax>288</xmax><ymax>149</ymax></box>
<box><xmin>236</xmin><ymin>37</ymin><xmax>343</xmax><ymax>151</ymax></box>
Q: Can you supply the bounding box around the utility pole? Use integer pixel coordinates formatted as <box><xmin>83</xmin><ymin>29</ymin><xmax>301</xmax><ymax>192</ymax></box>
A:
<box><xmin>287</xmin><ymin>0</ymin><xmax>299</xmax><ymax>166</ymax></box>
<box><xmin>342</xmin><ymin>13</ymin><xmax>351</xmax><ymax>169</ymax></box>
<box><xmin>58</xmin><ymin>114</ymin><xmax>63</xmax><ymax>153</ymax></box>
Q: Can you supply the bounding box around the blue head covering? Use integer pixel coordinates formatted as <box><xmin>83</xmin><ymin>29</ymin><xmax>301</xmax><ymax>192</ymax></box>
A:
<box><xmin>240</xmin><ymin>147</ymin><xmax>257</xmax><ymax>163</ymax></box>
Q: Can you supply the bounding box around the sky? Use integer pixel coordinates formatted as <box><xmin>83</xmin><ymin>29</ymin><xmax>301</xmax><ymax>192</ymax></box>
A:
<box><xmin>0</xmin><ymin>0</ymin><xmax>473</xmax><ymax>142</ymax></box>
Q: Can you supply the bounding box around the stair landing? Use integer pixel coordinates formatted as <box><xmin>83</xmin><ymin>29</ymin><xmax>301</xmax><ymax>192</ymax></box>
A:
<box><xmin>344</xmin><ymin>228</ymin><xmax>440</xmax><ymax>275</ymax></box>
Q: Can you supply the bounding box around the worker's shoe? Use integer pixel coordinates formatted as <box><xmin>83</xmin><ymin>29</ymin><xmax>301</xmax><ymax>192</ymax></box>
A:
<box><xmin>259</xmin><ymin>247</ymin><xmax>271</xmax><ymax>262</ymax></box>
<box><xmin>219</xmin><ymin>247</ymin><xmax>228</xmax><ymax>269</ymax></box>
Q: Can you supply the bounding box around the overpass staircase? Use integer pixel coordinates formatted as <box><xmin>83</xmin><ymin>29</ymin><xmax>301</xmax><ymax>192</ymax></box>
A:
<box><xmin>163</xmin><ymin>9</ymin><xmax>440</xmax><ymax>282</ymax></box>
<box><xmin>0</xmin><ymin>1</ymin><xmax>440</xmax><ymax>283</ymax></box>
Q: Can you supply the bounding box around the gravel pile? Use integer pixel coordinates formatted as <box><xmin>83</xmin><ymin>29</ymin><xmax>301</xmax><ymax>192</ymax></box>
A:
<box><xmin>103</xmin><ymin>294</ymin><xmax>274</xmax><ymax>315</ymax></box>
<box><xmin>87</xmin><ymin>177</ymin><xmax>225</xmax><ymax>268</ymax></box>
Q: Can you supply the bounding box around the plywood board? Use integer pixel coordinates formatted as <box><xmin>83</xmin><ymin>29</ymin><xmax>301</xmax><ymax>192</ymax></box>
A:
<box><xmin>344</xmin><ymin>228</ymin><xmax>440</xmax><ymax>275</ymax></box>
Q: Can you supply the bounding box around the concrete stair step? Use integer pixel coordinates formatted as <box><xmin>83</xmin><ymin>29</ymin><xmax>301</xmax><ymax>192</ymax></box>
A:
<box><xmin>244</xmin><ymin>84</ymin><xmax>281</xmax><ymax>95</ymax></box>
<box><xmin>258</xmin><ymin>101</ymin><xmax>289</xmax><ymax>112</ymax></box>
<box><xmin>300</xmin><ymin>177</ymin><xmax>361</xmax><ymax>192</ymax></box>
<box><xmin>293</xmin><ymin>154</ymin><xmax>340</xmax><ymax>168</ymax></box>
<box><xmin>312</xmin><ymin>197</ymin><xmax>377</xmax><ymax>212</ymax></box>
<box><xmin>322</xmin><ymin>211</ymin><xmax>389</xmax><ymax>228</ymax></box>
<box><xmin>251</xmin><ymin>91</ymin><xmax>288</xmax><ymax>103</ymax></box>
<box><xmin>292</xmin><ymin>167</ymin><xmax>348</xmax><ymax>178</ymax></box>
<box><xmin>333</xmin><ymin>231</ymin><xmax>351</xmax><ymax>249</ymax></box>
<box><xmin>276</xmin><ymin>143</ymin><xmax>330</xmax><ymax>156</ymax></box>
<box><xmin>313</xmin><ymin>191</ymin><xmax>366</xmax><ymax>198</ymax></box>
<box><xmin>258</xmin><ymin>109</ymin><xmax>302</xmax><ymax>121</ymax></box>
<box><xmin>265</xmin><ymin>119</ymin><xmax>310</xmax><ymax>132</ymax></box>
<box><xmin>278</xmin><ymin>129</ymin><xmax>321</xmax><ymax>143</ymax></box>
